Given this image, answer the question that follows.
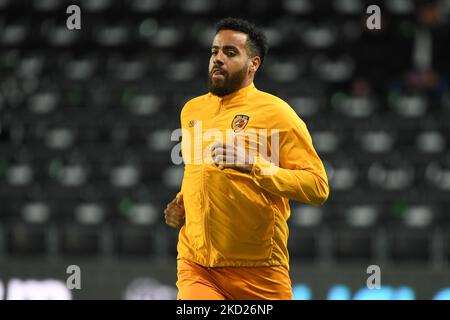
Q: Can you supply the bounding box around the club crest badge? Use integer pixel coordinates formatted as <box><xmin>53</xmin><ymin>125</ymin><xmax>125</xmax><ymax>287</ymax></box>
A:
<box><xmin>231</xmin><ymin>115</ymin><xmax>249</xmax><ymax>133</ymax></box>
<box><xmin>188</xmin><ymin>120</ymin><xmax>198</xmax><ymax>128</ymax></box>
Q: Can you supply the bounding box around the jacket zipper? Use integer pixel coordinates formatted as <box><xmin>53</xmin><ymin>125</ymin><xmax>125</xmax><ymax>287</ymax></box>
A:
<box><xmin>203</xmin><ymin>98</ymin><xmax>224</xmax><ymax>267</ymax></box>
<box><xmin>201</xmin><ymin>162</ymin><xmax>210</xmax><ymax>267</ymax></box>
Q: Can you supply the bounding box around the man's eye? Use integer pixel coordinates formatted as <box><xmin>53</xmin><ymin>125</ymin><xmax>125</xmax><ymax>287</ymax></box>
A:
<box><xmin>227</xmin><ymin>51</ymin><xmax>236</xmax><ymax>56</ymax></box>
<box><xmin>211</xmin><ymin>51</ymin><xmax>218</xmax><ymax>55</ymax></box>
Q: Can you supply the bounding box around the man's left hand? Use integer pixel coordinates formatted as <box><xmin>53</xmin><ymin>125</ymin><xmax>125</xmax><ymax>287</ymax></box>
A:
<box><xmin>210</xmin><ymin>141</ymin><xmax>253</xmax><ymax>174</ymax></box>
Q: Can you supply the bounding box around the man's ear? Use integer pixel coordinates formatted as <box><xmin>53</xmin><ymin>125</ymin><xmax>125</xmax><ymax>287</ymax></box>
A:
<box><xmin>249</xmin><ymin>56</ymin><xmax>261</xmax><ymax>73</ymax></box>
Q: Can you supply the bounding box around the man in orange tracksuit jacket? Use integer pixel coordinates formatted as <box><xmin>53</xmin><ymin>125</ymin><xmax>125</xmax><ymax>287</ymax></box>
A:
<box><xmin>164</xmin><ymin>18</ymin><xmax>329</xmax><ymax>300</ymax></box>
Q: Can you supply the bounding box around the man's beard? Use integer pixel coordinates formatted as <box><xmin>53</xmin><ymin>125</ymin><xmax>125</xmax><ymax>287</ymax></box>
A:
<box><xmin>208</xmin><ymin>64</ymin><xmax>248</xmax><ymax>97</ymax></box>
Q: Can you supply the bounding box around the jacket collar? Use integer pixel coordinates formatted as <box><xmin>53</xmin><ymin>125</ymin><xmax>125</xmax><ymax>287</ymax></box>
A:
<box><xmin>210</xmin><ymin>82</ymin><xmax>257</xmax><ymax>105</ymax></box>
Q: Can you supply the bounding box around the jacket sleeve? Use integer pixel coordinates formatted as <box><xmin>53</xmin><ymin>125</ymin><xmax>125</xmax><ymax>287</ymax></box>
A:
<box><xmin>176</xmin><ymin>103</ymin><xmax>187</xmax><ymax>200</ymax></box>
<box><xmin>249</xmin><ymin>106</ymin><xmax>329</xmax><ymax>206</ymax></box>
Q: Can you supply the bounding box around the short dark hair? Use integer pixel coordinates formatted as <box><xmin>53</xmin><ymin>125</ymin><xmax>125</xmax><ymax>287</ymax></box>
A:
<box><xmin>215</xmin><ymin>17</ymin><xmax>269</xmax><ymax>66</ymax></box>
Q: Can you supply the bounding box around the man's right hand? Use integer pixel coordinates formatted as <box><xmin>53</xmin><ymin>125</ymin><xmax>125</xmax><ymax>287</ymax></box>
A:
<box><xmin>164</xmin><ymin>194</ymin><xmax>185</xmax><ymax>228</ymax></box>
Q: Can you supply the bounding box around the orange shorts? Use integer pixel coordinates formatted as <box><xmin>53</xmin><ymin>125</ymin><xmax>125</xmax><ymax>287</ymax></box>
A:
<box><xmin>176</xmin><ymin>258</ymin><xmax>292</xmax><ymax>300</ymax></box>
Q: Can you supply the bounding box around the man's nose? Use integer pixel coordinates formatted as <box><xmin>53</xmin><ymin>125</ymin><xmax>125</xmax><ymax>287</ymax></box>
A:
<box><xmin>213</xmin><ymin>51</ymin><xmax>225</xmax><ymax>66</ymax></box>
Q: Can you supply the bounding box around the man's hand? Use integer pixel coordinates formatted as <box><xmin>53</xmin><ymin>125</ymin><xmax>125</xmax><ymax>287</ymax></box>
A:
<box><xmin>164</xmin><ymin>194</ymin><xmax>185</xmax><ymax>228</ymax></box>
<box><xmin>210</xmin><ymin>140</ymin><xmax>254</xmax><ymax>174</ymax></box>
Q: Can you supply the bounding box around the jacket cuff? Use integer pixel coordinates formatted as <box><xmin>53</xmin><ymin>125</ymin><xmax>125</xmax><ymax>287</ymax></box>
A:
<box><xmin>250</xmin><ymin>155</ymin><xmax>279</xmax><ymax>178</ymax></box>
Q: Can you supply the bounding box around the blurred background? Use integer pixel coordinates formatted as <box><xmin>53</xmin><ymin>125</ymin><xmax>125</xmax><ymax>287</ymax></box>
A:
<box><xmin>0</xmin><ymin>0</ymin><xmax>449</xmax><ymax>299</ymax></box>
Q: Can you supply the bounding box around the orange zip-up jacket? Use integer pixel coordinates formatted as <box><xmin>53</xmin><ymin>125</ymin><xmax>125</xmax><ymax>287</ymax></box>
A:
<box><xmin>176</xmin><ymin>83</ymin><xmax>329</xmax><ymax>269</ymax></box>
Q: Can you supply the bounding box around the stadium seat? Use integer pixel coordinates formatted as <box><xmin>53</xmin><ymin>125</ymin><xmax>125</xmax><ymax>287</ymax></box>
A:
<box><xmin>385</xmin><ymin>0</ymin><xmax>415</xmax><ymax>14</ymax></box>
<box><xmin>425</xmin><ymin>153</ymin><xmax>450</xmax><ymax>191</ymax></box>
<box><xmin>28</xmin><ymin>91</ymin><xmax>59</xmax><ymax>114</ymax></box>
<box><xmin>17</xmin><ymin>54</ymin><xmax>44</xmax><ymax>78</ymax></box>
<box><xmin>368</xmin><ymin>156</ymin><xmax>415</xmax><ymax>190</ymax></box>
<box><xmin>64</xmin><ymin>58</ymin><xmax>97</xmax><ymax>81</ymax></box>
<box><xmin>21</xmin><ymin>202</ymin><xmax>51</xmax><ymax>224</ymax></box>
<box><xmin>324</xmin><ymin>154</ymin><xmax>359</xmax><ymax>191</ymax></box>
<box><xmin>358</xmin><ymin>129</ymin><xmax>396</xmax><ymax>154</ymax></box>
<box><xmin>32</xmin><ymin>0</ymin><xmax>60</xmax><ymax>11</ymax></box>
<box><xmin>129</xmin><ymin>0</ymin><xmax>164</xmax><ymax>13</ymax></box>
<box><xmin>94</xmin><ymin>24</ymin><xmax>131</xmax><ymax>47</ymax></box>
<box><xmin>1</xmin><ymin>23</ymin><xmax>28</xmax><ymax>46</ymax></box>
<box><xmin>387</xmin><ymin>227</ymin><xmax>432</xmax><ymax>263</ymax></box>
<box><xmin>312</xmin><ymin>54</ymin><xmax>355</xmax><ymax>82</ymax></box>
<box><xmin>6</xmin><ymin>222</ymin><xmax>48</xmax><ymax>256</ymax></box>
<box><xmin>288</xmin><ymin>96</ymin><xmax>322</xmax><ymax>118</ymax></box>
<box><xmin>289</xmin><ymin>204</ymin><xmax>325</xmax><ymax>261</ymax></box>
<box><xmin>264</xmin><ymin>58</ymin><xmax>303</xmax><ymax>83</ymax></box>
<box><xmin>114</xmin><ymin>224</ymin><xmax>158</xmax><ymax>257</ymax></box>
<box><xmin>391</xmin><ymin>95</ymin><xmax>428</xmax><ymax>118</ymax></box>
<box><xmin>283</xmin><ymin>0</ymin><xmax>313</xmax><ymax>14</ymax></box>
<box><xmin>416</xmin><ymin>130</ymin><xmax>446</xmax><ymax>154</ymax></box>
<box><xmin>6</xmin><ymin>163</ymin><xmax>33</xmax><ymax>186</ymax></box>
<box><xmin>46</xmin><ymin>24</ymin><xmax>81</xmax><ymax>47</ymax></box>
<box><xmin>60</xmin><ymin>223</ymin><xmax>102</xmax><ymax>256</ymax></box>
<box><xmin>288</xmin><ymin>227</ymin><xmax>320</xmax><ymax>262</ymax></box>
<box><xmin>149</xmin><ymin>25</ymin><xmax>184</xmax><ymax>49</ymax></box>
<box><xmin>301</xmin><ymin>24</ymin><xmax>337</xmax><ymax>49</ymax></box>
<box><xmin>81</xmin><ymin>0</ymin><xmax>113</xmax><ymax>12</ymax></box>
<box><xmin>333</xmin><ymin>94</ymin><xmax>377</xmax><ymax>119</ymax></box>
<box><xmin>333</xmin><ymin>227</ymin><xmax>376</xmax><ymax>262</ymax></box>
<box><xmin>311</xmin><ymin>129</ymin><xmax>342</xmax><ymax>154</ymax></box>
<box><xmin>333</xmin><ymin>0</ymin><xmax>363</xmax><ymax>14</ymax></box>
<box><xmin>179</xmin><ymin>0</ymin><xmax>213</xmax><ymax>14</ymax></box>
